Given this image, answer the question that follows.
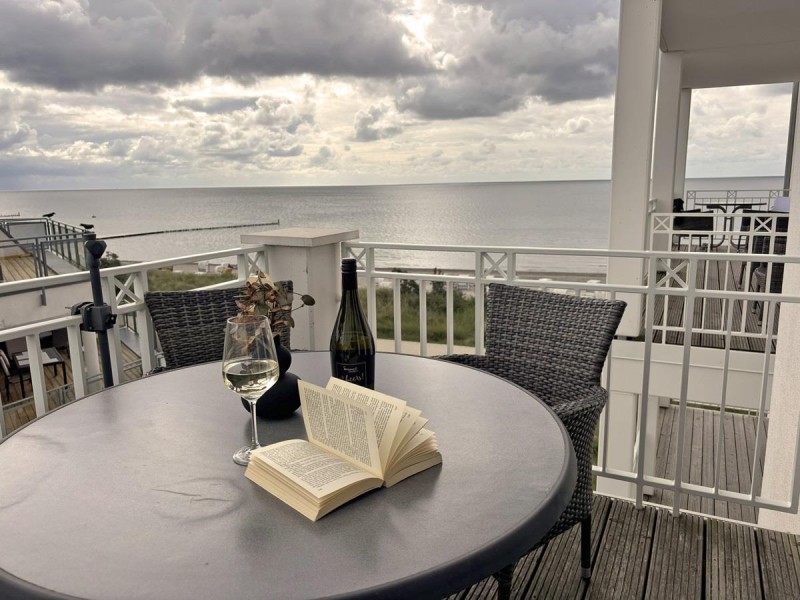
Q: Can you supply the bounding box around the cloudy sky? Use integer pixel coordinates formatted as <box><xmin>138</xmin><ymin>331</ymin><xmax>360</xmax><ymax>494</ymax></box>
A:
<box><xmin>0</xmin><ymin>0</ymin><xmax>793</xmax><ymax>191</ymax></box>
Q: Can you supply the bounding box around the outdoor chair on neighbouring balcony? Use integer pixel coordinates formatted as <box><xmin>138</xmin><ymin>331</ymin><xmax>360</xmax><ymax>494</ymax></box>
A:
<box><xmin>0</xmin><ymin>348</ymin><xmax>31</xmax><ymax>400</ymax></box>
<box><xmin>144</xmin><ymin>285</ymin><xmax>292</xmax><ymax>371</ymax></box>
<box><xmin>671</xmin><ymin>210</ymin><xmax>716</xmax><ymax>250</ymax></box>
<box><xmin>436</xmin><ymin>283</ymin><xmax>626</xmax><ymax>599</ymax></box>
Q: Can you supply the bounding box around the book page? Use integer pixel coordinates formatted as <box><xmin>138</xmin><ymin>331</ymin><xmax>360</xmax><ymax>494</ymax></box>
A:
<box><xmin>388</xmin><ymin>406</ymin><xmax>422</xmax><ymax>463</ymax></box>
<box><xmin>326</xmin><ymin>378</ymin><xmax>406</xmax><ymax>470</ymax></box>
<box><xmin>390</xmin><ymin>414</ymin><xmax>428</xmax><ymax>464</ymax></box>
<box><xmin>299</xmin><ymin>381</ymin><xmax>382</xmax><ymax>477</ymax></box>
<box><xmin>249</xmin><ymin>440</ymin><xmax>377</xmax><ymax>499</ymax></box>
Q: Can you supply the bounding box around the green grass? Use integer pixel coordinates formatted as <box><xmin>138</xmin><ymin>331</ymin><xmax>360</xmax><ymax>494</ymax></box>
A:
<box><xmin>363</xmin><ymin>281</ymin><xmax>476</xmax><ymax>346</ymax></box>
<box><xmin>145</xmin><ymin>270</ymin><xmax>476</xmax><ymax>345</ymax></box>
<box><xmin>147</xmin><ymin>269</ymin><xmax>236</xmax><ymax>291</ymax></box>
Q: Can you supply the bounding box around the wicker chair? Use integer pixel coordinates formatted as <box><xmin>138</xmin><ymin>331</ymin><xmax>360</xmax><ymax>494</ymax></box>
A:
<box><xmin>437</xmin><ymin>283</ymin><xmax>625</xmax><ymax>597</ymax></box>
<box><xmin>144</xmin><ymin>285</ymin><xmax>292</xmax><ymax>371</ymax></box>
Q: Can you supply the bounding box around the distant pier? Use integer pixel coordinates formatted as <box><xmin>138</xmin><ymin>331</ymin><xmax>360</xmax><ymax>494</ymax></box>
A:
<box><xmin>104</xmin><ymin>220</ymin><xmax>280</xmax><ymax>240</ymax></box>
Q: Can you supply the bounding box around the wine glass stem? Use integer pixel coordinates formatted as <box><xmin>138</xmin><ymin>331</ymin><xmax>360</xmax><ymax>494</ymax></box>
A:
<box><xmin>249</xmin><ymin>399</ymin><xmax>260</xmax><ymax>448</ymax></box>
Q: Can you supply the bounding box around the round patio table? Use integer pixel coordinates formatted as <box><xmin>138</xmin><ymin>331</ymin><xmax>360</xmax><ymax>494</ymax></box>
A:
<box><xmin>0</xmin><ymin>352</ymin><xmax>575</xmax><ymax>600</ymax></box>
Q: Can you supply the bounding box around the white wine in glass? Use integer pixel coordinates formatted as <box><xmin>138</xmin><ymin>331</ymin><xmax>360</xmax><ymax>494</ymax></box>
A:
<box><xmin>222</xmin><ymin>315</ymin><xmax>279</xmax><ymax>465</ymax></box>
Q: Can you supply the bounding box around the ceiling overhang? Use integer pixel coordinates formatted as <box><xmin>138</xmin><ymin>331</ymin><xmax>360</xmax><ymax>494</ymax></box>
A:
<box><xmin>660</xmin><ymin>0</ymin><xmax>800</xmax><ymax>89</ymax></box>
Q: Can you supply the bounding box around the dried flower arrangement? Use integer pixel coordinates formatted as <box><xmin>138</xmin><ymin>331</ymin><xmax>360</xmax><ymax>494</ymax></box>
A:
<box><xmin>235</xmin><ymin>272</ymin><xmax>315</xmax><ymax>332</ymax></box>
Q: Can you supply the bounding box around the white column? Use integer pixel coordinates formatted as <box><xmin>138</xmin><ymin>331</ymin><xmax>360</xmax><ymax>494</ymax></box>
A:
<box><xmin>607</xmin><ymin>0</ymin><xmax>663</xmax><ymax>336</ymax></box>
<box><xmin>599</xmin><ymin>0</ymin><xmax>662</xmax><ymax>500</ymax></box>
<box><xmin>240</xmin><ymin>228</ymin><xmax>359</xmax><ymax>351</ymax></box>
<box><xmin>674</xmin><ymin>89</ymin><xmax>692</xmax><ymax>200</ymax></box>
<box><xmin>651</xmin><ymin>51</ymin><xmax>684</xmax><ymax>217</ymax></box>
<box><xmin>758</xmin><ymin>96</ymin><xmax>800</xmax><ymax>533</ymax></box>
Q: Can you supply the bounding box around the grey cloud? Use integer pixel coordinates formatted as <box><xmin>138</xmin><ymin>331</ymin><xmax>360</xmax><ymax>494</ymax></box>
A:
<box><xmin>0</xmin><ymin>0</ymin><xmax>428</xmax><ymax>91</ymax></box>
<box><xmin>396</xmin><ymin>2</ymin><xmax>618</xmax><ymax>118</ymax></box>
<box><xmin>175</xmin><ymin>98</ymin><xmax>257</xmax><ymax>114</ymax></box>
<box><xmin>454</xmin><ymin>0</ymin><xmax>618</xmax><ymax>31</ymax></box>
<box><xmin>353</xmin><ymin>104</ymin><xmax>403</xmax><ymax>141</ymax></box>
<box><xmin>268</xmin><ymin>144</ymin><xmax>303</xmax><ymax>158</ymax></box>
<box><xmin>0</xmin><ymin>122</ymin><xmax>36</xmax><ymax>151</ymax></box>
<box><xmin>397</xmin><ymin>76</ymin><xmax>521</xmax><ymax>119</ymax></box>
<box><xmin>309</xmin><ymin>145</ymin><xmax>334</xmax><ymax>166</ymax></box>
<box><xmin>254</xmin><ymin>97</ymin><xmax>314</xmax><ymax>134</ymax></box>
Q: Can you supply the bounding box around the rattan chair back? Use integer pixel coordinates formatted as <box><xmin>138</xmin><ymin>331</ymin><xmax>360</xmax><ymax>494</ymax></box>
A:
<box><xmin>484</xmin><ymin>283</ymin><xmax>625</xmax><ymax>403</ymax></box>
<box><xmin>144</xmin><ymin>284</ymin><xmax>292</xmax><ymax>370</ymax></box>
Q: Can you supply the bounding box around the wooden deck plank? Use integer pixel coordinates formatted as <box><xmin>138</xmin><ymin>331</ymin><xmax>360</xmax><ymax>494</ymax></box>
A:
<box><xmin>649</xmin><ymin>401</ymin><xmax>675</xmax><ymax>508</ymax></box>
<box><xmin>585</xmin><ymin>500</ymin><xmax>656</xmax><ymax>599</ymax></box>
<box><xmin>524</xmin><ymin>495</ymin><xmax>612</xmax><ymax>600</ymax></box>
<box><xmin>701</xmin><ymin>408</ymin><xmax>715</xmax><ymax>516</ymax></box>
<box><xmin>644</xmin><ymin>511</ymin><xmax>703</xmax><ymax>600</ymax></box>
<box><xmin>734</xmin><ymin>414</ymin><xmax>757</xmax><ymax>523</ymax></box>
<box><xmin>757</xmin><ymin>528</ymin><xmax>800</xmax><ymax>599</ymax></box>
<box><xmin>650</xmin><ymin>406</ymin><xmax>766</xmax><ymax>524</ymax></box>
<box><xmin>722</xmin><ymin>412</ymin><xmax>744</xmax><ymax>522</ymax></box>
<box><xmin>687</xmin><ymin>409</ymin><xmax>704</xmax><ymax>513</ymax></box>
<box><xmin>706</xmin><ymin>520</ymin><xmax>761</xmax><ymax>600</ymax></box>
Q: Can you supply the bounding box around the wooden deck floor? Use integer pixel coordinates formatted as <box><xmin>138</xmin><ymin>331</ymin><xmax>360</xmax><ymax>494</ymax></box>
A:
<box><xmin>648</xmin><ymin>405</ymin><xmax>767</xmax><ymax>524</ymax></box>
<box><xmin>449</xmin><ymin>494</ymin><xmax>800</xmax><ymax>600</ymax></box>
<box><xmin>2</xmin><ymin>344</ymin><xmax>142</xmax><ymax>434</ymax></box>
<box><xmin>0</xmin><ymin>254</ymin><xmax>53</xmax><ymax>282</ymax></box>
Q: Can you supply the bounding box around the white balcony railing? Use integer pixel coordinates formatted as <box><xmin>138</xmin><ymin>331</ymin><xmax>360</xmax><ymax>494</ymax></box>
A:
<box><xmin>2</xmin><ymin>237</ymin><xmax>799</xmax><ymax>524</ymax></box>
<box><xmin>685</xmin><ymin>188</ymin><xmax>789</xmax><ymax>211</ymax></box>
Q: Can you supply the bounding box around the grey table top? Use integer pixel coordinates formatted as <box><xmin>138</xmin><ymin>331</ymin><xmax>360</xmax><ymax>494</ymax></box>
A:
<box><xmin>0</xmin><ymin>352</ymin><xmax>576</xmax><ymax>600</ymax></box>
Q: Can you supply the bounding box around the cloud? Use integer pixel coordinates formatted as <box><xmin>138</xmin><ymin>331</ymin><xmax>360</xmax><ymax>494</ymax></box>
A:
<box><xmin>394</xmin><ymin>1</ymin><xmax>618</xmax><ymax>119</ymax></box>
<box><xmin>0</xmin><ymin>0</ymin><xmax>428</xmax><ymax>91</ymax></box>
<box><xmin>309</xmin><ymin>145</ymin><xmax>334</xmax><ymax>166</ymax></box>
<box><xmin>175</xmin><ymin>97</ymin><xmax>257</xmax><ymax>114</ymax></box>
<box><xmin>254</xmin><ymin>97</ymin><xmax>314</xmax><ymax>134</ymax></box>
<box><xmin>353</xmin><ymin>104</ymin><xmax>403</xmax><ymax>141</ymax></box>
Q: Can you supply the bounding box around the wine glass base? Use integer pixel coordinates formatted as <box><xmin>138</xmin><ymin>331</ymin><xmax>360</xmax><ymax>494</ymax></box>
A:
<box><xmin>233</xmin><ymin>444</ymin><xmax>259</xmax><ymax>466</ymax></box>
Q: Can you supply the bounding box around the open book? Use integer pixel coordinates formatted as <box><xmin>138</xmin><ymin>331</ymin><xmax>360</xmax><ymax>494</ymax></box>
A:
<box><xmin>244</xmin><ymin>377</ymin><xmax>442</xmax><ymax>521</ymax></box>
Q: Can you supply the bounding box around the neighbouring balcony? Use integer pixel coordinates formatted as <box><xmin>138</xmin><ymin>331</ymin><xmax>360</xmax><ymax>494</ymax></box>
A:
<box><xmin>1</xmin><ymin>228</ymin><xmax>800</xmax><ymax>597</ymax></box>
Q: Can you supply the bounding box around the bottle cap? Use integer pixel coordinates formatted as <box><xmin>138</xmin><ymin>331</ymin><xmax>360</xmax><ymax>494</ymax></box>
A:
<box><xmin>341</xmin><ymin>258</ymin><xmax>357</xmax><ymax>273</ymax></box>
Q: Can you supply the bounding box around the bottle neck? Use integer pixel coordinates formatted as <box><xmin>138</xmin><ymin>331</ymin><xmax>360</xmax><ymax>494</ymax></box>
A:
<box><xmin>341</xmin><ymin>271</ymin><xmax>358</xmax><ymax>292</ymax></box>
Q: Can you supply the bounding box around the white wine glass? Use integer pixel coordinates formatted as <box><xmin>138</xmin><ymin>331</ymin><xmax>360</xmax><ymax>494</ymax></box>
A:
<box><xmin>222</xmin><ymin>314</ymin><xmax>280</xmax><ymax>465</ymax></box>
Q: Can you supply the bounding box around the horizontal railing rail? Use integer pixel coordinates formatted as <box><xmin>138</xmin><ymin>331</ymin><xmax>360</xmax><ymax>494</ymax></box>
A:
<box><xmin>685</xmin><ymin>188</ymin><xmax>789</xmax><ymax>211</ymax></box>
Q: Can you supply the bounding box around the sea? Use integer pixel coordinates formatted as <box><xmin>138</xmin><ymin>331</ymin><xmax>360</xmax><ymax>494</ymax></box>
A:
<box><xmin>0</xmin><ymin>176</ymin><xmax>784</xmax><ymax>275</ymax></box>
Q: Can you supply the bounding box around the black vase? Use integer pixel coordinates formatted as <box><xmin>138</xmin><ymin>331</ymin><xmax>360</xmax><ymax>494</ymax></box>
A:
<box><xmin>241</xmin><ymin>335</ymin><xmax>301</xmax><ymax>419</ymax></box>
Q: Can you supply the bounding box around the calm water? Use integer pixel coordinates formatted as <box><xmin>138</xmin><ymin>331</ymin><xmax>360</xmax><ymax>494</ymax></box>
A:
<box><xmin>0</xmin><ymin>176</ymin><xmax>783</xmax><ymax>273</ymax></box>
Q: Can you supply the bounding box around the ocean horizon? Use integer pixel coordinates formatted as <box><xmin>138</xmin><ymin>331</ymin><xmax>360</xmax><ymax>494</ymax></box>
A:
<box><xmin>0</xmin><ymin>175</ymin><xmax>785</xmax><ymax>273</ymax></box>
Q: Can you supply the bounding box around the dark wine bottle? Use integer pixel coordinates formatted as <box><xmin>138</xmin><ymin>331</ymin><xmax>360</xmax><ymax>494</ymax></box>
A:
<box><xmin>330</xmin><ymin>258</ymin><xmax>376</xmax><ymax>389</ymax></box>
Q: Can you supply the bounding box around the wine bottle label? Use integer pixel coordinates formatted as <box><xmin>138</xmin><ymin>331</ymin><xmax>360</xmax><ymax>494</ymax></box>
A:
<box><xmin>334</xmin><ymin>362</ymin><xmax>367</xmax><ymax>385</ymax></box>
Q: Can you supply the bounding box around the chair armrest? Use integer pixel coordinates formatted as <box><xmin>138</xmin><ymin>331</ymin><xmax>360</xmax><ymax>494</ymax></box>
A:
<box><xmin>549</xmin><ymin>385</ymin><xmax>607</xmax><ymax>422</ymax></box>
<box><xmin>434</xmin><ymin>354</ymin><xmax>492</xmax><ymax>370</ymax></box>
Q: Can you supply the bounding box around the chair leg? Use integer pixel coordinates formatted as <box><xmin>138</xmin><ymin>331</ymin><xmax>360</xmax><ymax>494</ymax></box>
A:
<box><xmin>581</xmin><ymin>516</ymin><xmax>591</xmax><ymax>579</ymax></box>
<box><xmin>493</xmin><ymin>563</ymin><xmax>515</xmax><ymax>600</ymax></box>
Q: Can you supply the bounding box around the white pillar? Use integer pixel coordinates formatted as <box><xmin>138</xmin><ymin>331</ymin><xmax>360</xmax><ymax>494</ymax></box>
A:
<box><xmin>651</xmin><ymin>51</ymin><xmax>684</xmax><ymax>217</ymax></box>
<box><xmin>607</xmin><ymin>0</ymin><xmax>663</xmax><ymax>337</ymax></box>
<box><xmin>240</xmin><ymin>228</ymin><xmax>359</xmax><ymax>351</ymax></box>
<box><xmin>758</xmin><ymin>97</ymin><xmax>800</xmax><ymax>533</ymax></box>
<box><xmin>600</xmin><ymin>0</ymin><xmax>662</xmax><ymax>500</ymax></box>
<box><xmin>674</xmin><ymin>89</ymin><xmax>692</xmax><ymax>200</ymax></box>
